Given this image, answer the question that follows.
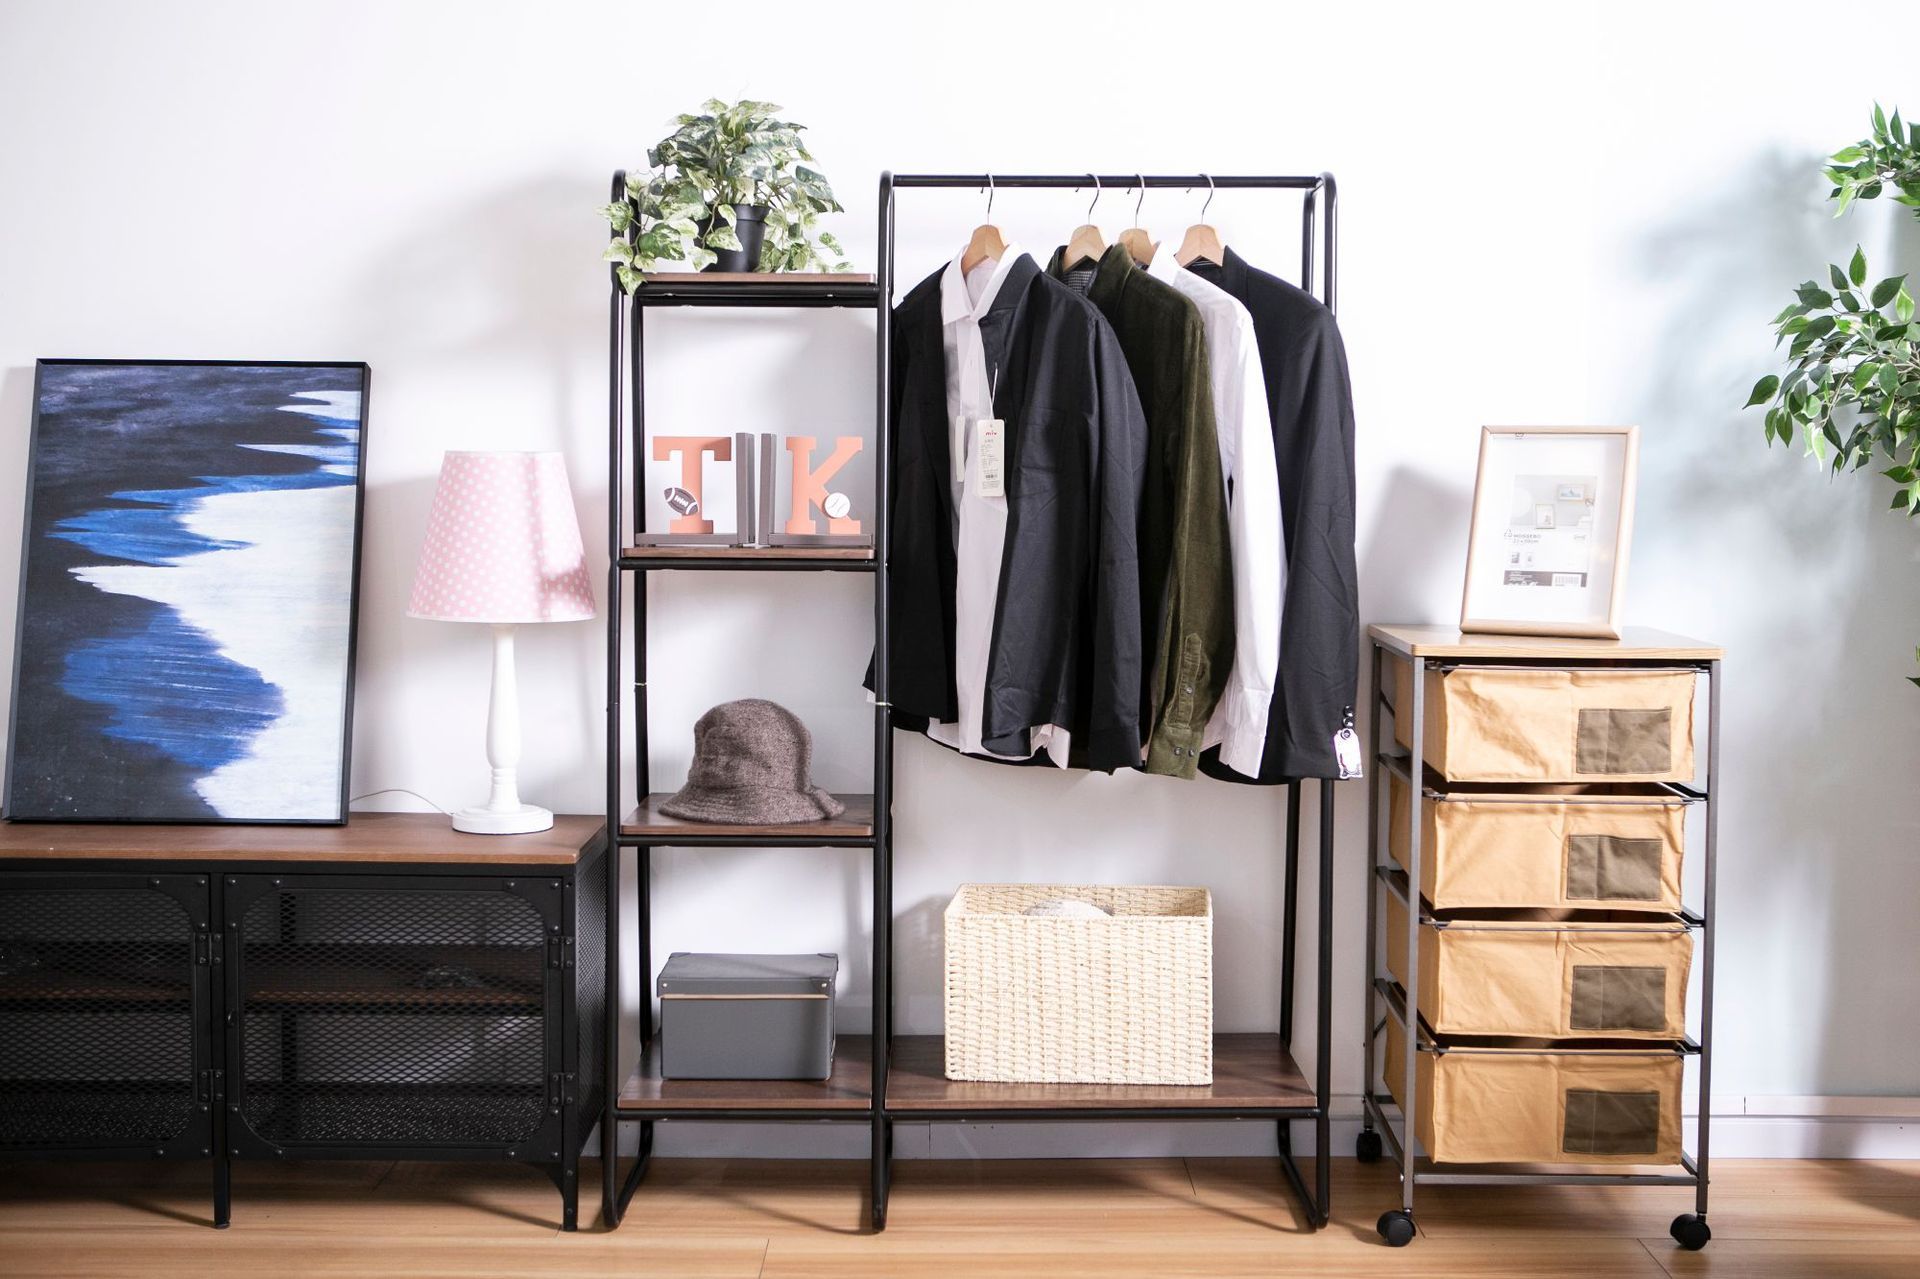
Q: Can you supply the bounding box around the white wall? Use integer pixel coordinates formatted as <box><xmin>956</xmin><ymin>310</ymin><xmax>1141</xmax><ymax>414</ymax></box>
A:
<box><xmin>1</xmin><ymin>1</ymin><xmax>1916</xmax><ymax>1147</ymax></box>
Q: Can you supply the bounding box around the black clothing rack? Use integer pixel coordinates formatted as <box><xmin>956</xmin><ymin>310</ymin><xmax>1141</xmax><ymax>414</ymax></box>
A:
<box><xmin>601</xmin><ymin>168</ymin><xmax>1344</xmax><ymax>1236</ymax></box>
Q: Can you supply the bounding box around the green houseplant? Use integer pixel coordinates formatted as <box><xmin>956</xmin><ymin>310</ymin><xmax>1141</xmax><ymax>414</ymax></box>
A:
<box><xmin>600</xmin><ymin>98</ymin><xmax>848</xmax><ymax>289</ymax></box>
<box><xmin>1746</xmin><ymin>104</ymin><xmax>1920</xmax><ymax>686</ymax></box>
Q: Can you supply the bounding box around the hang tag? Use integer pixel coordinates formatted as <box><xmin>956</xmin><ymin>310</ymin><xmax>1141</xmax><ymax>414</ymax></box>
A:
<box><xmin>975</xmin><ymin>418</ymin><xmax>1005</xmax><ymax>498</ymax></box>
<box><xmin>1333</xmin><ymin>706</ymin><xmax>1363</xmax><ymax>779</ymax></box>
<box><xmin>950</xmin><ymin>415</ymin><xmax>969</xmax><ymax>485</ymax></box>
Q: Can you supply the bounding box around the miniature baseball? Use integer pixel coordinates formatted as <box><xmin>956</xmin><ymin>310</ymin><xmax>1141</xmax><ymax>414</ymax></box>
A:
<box><xmin>823</xmin><ymin>491</ymin><xmax>851</xmax><ymax>519</ymax></box>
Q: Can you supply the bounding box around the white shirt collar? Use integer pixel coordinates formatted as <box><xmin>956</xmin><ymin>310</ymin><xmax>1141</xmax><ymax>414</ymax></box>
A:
<box><xmin>940</xmin><ymin>243</ymin><xmax>1024</xmax><ymax>326</ymax></box>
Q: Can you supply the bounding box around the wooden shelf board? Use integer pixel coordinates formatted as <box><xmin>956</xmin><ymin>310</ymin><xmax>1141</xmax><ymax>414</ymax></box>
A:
<box><xmin>620</xmin><ymin>794</ymin><xmax>874</xmax><ymax>843</ymax></box>
<box><xmin>885</xmin><ymin>1034</ymin><xmax>1316</xmax><ymax>1112</ymax></box>
<box><xmin>640</xmin><ymin>272</ymin><xmax>876</xmax><ymax>286</ymax></box>
<box><xmin>0</xmin><ymin>812</ymin><xmax>605</xmax><ymax>865</ymax></box>
<box><xmin>242</xmin><ymin>943</ymin><xmax>542</xmax><ymax>1011</ymax></box>
<box><xmin>622</xmin><ymin>545</ymin><xmax>874</xmax><ymax>563</ymax></box>
<box><xmin>617</xmin><ymin>1033</ymin><xmax>872</xmax><ymax>1113</ymax></box>
<box><xmin>1369</xmin><ymin>624</ymin><xmax>1723</xmax><ymax>661</ymax></box>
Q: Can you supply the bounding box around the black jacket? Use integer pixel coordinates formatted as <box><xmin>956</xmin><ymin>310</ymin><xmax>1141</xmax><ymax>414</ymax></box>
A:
<box><xmin>1189</xmin><ymin>248</ymin><xmax>1359</xmax><ymax>782</ymax></box>
<box><xmin>879</xmin><ymin>254</ymin><xmax>1150</xmax><ymax>772</ymax></box>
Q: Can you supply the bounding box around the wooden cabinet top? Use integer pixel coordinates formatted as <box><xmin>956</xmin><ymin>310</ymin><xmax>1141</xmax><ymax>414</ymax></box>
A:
<box><xmin>0</xmin><ymin>812</ymin><xmax>605</xmax><ymax>865</ymax></box>
<box><xmin>1368</xmin><ymin>624</ymin><xmax>1723</xmax><ymax>661</ymax></box>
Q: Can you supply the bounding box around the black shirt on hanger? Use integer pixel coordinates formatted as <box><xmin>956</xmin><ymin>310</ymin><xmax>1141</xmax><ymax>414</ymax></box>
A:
<box><xmin>1188</xmin><ymin>247</ymin><xmax>1359</xmax><ymax>782</ymax></box>
<box><xmin>875</xmin><ymin>254</ymin><xmax>1152</xmax><ymax>773</ymax></box>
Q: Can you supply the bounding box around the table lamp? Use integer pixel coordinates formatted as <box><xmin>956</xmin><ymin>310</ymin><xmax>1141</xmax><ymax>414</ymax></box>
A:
<box><xmin>407</xmin><ymin>450</ymin><xmax>596</xmax><ymax>834</ymax></box>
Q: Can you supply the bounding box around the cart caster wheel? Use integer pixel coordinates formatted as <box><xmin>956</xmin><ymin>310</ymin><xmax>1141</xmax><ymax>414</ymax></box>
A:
<box><xmin>1355</xmin><ymin>1130</ymin><xmax>1383</xmax><ymax>1163</ymax></box>
<box><xmin>1377</xmin><ymin>1209</ymin><xmax>1416</xmax><ymax>1247</ymax></box>
<box><xmin>1669</xmin><ymin>1213</ymin><xmax>1710</xmax><ymax>1250</ymax></box>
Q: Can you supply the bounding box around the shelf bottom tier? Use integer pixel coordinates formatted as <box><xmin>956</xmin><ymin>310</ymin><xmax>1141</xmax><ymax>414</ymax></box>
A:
<box><xmin>885</xmin><ymin>1034</ymin><xmax>1317</xmax><ymax>1115</ymax></box>
<box><xmin>616</xmin><ymin>1034</ymin><xmax>873</xmax><ymax>1116</ymax></box>
<box><xmin>0</xmin><ymin>1081</ymin><xmax>195</xmax><ymax>1147</ymax></box>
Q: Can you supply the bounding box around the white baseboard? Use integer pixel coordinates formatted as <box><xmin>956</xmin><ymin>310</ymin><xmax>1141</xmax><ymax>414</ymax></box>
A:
<box><xmin>612</xmin><ymin>1095</ymin><xmax>1920</xmax><ymax>1160</ymax></box>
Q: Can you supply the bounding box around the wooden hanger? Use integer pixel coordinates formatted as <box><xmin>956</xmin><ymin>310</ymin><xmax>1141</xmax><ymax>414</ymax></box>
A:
<box><xmin>1175</xmin><ymin>175</ymin><xmax>1225</xmax><ymax>267</ymax></box>
<box><xmin>960</xmin><ymin>175</ymin><xmax>1007</xmax><ymax>273</ymax></box>
<box><xmin>1118</xmin><ymin>175</ymin><xmax>1158</xmax><ymax>265</ymax></box>
<box><xmin>1060</xmin><ymin>175</ymin><xmax>1108</xmax><ymax>270</ymax></box>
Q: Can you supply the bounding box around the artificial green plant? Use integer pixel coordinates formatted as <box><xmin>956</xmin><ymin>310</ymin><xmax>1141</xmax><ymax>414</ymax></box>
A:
<box><xmin>1745</xmin><ymin>104</ymin><xmax>1920</xmax><ymax>686</ymax></box>
<box><xmin>599</xmin><ymin>98</ymin><xmax>847</xmax><ymax>289</ymax></box>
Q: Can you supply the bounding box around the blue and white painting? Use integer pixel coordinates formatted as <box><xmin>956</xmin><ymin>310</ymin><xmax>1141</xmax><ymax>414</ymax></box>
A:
<box><xmin>6</xmin><ymin>362</ymin><xmax>368</xmax><ymax>822</ymax></box>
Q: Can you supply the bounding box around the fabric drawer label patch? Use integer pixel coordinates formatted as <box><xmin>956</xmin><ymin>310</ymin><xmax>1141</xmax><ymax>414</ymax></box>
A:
<box><xmin>1565</xmin><ymin>834</ymin><xmax>1664</xmax><ymax>901</ymax></box>
<box><xmin>1569</xmin><ymin>964</ymin><xmax>1667</xmax><ymax>1031</ymax></box>
<box><xmin>1563</xmin><ymin>1088</ymin><xmax>1662</xmax><ymax>1155</ymax></box>
<box><xmin>1575</xmin><ymin>708</ymin><xmax>1672</xmax><ymax>774</ymax></box>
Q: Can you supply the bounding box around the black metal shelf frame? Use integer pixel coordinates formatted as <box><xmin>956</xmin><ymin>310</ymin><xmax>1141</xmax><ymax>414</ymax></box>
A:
<box><xmin>1360</xmin><ymin>640</ymin><xmax>1721</xmax><ymax>1245</ymax></box>
<box><xmin>601</xmin><ymin>168</ymin><xmax>1344</xmax><ymax>1236</ymax></box>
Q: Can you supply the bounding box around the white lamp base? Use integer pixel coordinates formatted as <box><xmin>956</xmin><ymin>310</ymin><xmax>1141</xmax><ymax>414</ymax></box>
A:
<box><xmin>451</xmin><ymin>624</ymin><xmax>553</xmax><ymax>837</ymax></box>
<box><xmin>452</xmin><ymin>803</ymin><xmax>554</xmax><ymax>836</ymax></box>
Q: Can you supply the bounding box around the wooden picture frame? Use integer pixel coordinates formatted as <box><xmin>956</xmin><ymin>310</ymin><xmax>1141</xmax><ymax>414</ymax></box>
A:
<box><xmin>1460</xmin><ymin>425</ymin><xmax>1639</xmax><ymax>639</ymax></box>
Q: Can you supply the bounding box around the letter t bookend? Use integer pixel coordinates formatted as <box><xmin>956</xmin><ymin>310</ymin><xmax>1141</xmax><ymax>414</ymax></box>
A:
<box><xmin>767</xmin><ymin>434</ymin><xmax>874</xmax><ymax>548</ymax></box>
<box><xmin>629</xmin><ymin>434</ymin><xmax>753</xmax><ymax>546</ymax></box>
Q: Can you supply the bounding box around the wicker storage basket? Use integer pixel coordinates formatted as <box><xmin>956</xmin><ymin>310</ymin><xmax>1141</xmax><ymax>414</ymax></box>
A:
<box><xmin>943</xmin><ymin>883</ymin><xmax>1213</xmax><ymax>1085</ymax></box>
<box><xmin>1390</xmin><ymin>659</ymin><xmax>1697</xmax><ymax>783</ymax></box>
<box><xmin>1388</xmin><ymin>773</ymin><xmax>1687</xmax><ymax>912</ymax></box>
<box><xmin>1385</xmin><ymin>1018</ymin><xmax>1685</xmax><ymax>1165</ymax></box>
<box><xmin>1385</xmin><ymin>896</ymin><xmax>1693</xmax><ymax>1040</ymax></box>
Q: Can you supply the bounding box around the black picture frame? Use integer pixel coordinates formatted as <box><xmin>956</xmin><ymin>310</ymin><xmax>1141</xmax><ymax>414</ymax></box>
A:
<box><xmin>4</xmin><ymin>358</ymin><xmax>371</xmax><ymax>825</ymax></box>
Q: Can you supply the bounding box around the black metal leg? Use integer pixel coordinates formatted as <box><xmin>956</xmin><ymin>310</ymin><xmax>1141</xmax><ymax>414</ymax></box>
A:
<box><xmin>535</xmin><ymin>1160</ymin><xmax>576</xmax><ymax>1231</ymax></box>
<box><xmin>617</xmin><ymin>1120</ymin><xmax>653</xmax><ymax>1218</ymax></box>
<box><xmin>1316</xmin><ymin>778</ymin><xmax>1335</xmax><ymax>1226</ymax></box>
<box><xmin>213</xmin><ymin>1150</ymin><xmax>231</xmax><ymax>1229</ymax></box>
<box><xmin>871</xmin><ymin>1114</ymin><xmax>891</xmax><ymax>1231</ymax></box>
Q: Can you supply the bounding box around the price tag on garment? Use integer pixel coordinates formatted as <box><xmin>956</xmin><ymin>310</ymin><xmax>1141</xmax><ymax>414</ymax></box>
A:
<box><xmin>974</xmin><ymin>418</ymin><xmax>1005</xmax><ymax>498</ymax></box>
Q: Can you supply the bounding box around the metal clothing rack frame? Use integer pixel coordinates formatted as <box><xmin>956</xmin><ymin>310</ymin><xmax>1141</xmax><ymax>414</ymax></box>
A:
<box><xmin>600</xmin><ymin>167</ymin><xmax>1346</xmax><ymax>1236</ymax></box>
<box><xmin>1357</xmin><ymin>636</ymin><xmax>1720</xmax><ymax>1250</ymax></box>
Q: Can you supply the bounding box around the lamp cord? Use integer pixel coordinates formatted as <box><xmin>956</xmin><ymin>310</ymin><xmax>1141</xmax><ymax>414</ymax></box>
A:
<box><xmin>348</xmin><ymin>787</ymin><xmax>449</xmax><ymax>815</ymax></box>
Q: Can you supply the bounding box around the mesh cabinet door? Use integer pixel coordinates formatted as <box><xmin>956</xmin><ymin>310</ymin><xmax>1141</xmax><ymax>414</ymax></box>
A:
<box><xmin>223</xmin><ymin>874</ymin><xmax>563</xmax><ymax>1156</ymax></box>
<box><xmin>0</xmin><ymin>873</ymin><xmax>212</xmax><ymax>1156</ymax></box>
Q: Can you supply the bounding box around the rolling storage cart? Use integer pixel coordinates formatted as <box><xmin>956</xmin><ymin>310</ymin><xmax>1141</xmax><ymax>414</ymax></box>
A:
<box><xmin>1359</xmin><ymin>624</ymin><xmax>1721</xmax><ymax>1250</ymax></box>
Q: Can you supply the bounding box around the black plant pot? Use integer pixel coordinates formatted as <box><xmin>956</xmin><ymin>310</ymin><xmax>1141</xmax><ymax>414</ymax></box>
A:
<box><xmin>698</xmin><ymin>203</ymin><xmax>768</xmax><ymax>272</ymax></box>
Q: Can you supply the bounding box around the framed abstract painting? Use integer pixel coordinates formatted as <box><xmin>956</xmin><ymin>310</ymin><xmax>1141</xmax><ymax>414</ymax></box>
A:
<box><xmin>5</xmin><ymin>360</ymin><xmax>370</xmax><ymax>823</ymax></box>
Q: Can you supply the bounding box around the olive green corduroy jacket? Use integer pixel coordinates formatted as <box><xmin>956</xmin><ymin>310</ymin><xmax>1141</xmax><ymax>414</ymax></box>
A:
<box><xmin>1047</xmin><ymin>244</ymin><xmax>1234</xmax><ymax>778</ymax></box>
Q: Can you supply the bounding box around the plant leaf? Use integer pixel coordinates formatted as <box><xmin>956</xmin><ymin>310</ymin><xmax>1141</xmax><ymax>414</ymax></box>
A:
<box><xmin>1851</xmin><ymin>246</ymin><xmax>1869</xmax><ymax>286</ymax></box>
<box><xmin>1746</xmin><ymin>374</ymin><xmax>1780</xmax><ymax>407</ymax></box>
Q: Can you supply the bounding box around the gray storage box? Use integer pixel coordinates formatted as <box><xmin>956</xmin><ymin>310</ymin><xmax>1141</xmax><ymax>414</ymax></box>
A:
<box><xmin>657</xmin><ymin>952</ymin><xmax>837</xmax><ymax>1080</ymax></box>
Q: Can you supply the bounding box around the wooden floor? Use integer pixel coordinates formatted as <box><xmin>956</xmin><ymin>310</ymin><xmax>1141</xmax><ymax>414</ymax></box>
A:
<box><xmin>1</xmin><ymin>1156</ymin><xmax>1916</xmax><ymax>1277</ymax></box>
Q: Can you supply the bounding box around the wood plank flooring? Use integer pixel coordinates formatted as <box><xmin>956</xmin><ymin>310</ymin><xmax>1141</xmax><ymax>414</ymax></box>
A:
<box><xmin>0</xmin><ymin>1156</ymin><xmax>1915</xmax><ymax>1277</ymax></box>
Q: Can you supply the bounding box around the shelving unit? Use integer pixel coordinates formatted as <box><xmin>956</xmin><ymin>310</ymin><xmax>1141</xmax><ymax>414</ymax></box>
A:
<box><xmin>601</xmin><ymin>169</ymin><xmax>1346</xmax><ymax>1236</ymax></box>
<box><xmin>1358</xmin><ymin>624</ymin><xmax>1721</xmax><ymax>1250</ymax></box>
<box><xmin>599</xmin><ymin>170</ymin><xmax>891</xmax><ymax>1232</ymax></box>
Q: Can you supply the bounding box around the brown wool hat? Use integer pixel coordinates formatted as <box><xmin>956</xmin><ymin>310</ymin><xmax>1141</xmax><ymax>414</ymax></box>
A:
<box><xmin>658</xmin><ymin>699</ymin><xmax>846</xmax><ymax>825</ymax></box>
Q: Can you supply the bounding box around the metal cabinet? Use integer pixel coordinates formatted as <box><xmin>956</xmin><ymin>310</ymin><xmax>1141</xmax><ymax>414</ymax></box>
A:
<box><xmin>0</xmin><ymin>873</ymin><xmax>214</xmax><ymax>1161</ymax></box>
<box><xmin>0</xmin><ymin>815</ymin><xmax>605</xmax><ymax>1230</ymax></box>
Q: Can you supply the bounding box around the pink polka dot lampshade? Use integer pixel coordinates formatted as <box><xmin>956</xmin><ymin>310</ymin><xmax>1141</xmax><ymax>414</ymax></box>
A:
<box><xmin>407</xmin><ymin>450</ymin><xmax>596</xmax><ymax>623</ymax></box>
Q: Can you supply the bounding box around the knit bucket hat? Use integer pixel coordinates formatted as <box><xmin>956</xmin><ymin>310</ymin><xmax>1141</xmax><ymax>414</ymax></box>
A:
<box><xmin>658</xmin><ymin>699</ymin><xmax>846</xmax><ymax>824</ymax></box>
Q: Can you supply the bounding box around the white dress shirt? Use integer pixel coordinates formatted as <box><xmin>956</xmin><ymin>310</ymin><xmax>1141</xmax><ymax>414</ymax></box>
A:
<box><xmin>1145</xmin><ymin>250</ymin><xmax>1283</xmax><ymax>776</ymax></box>
<box><xmin>923</xmin><ymin>245</ymin><xmax>1070</xmax><ymax>766</ymax></box>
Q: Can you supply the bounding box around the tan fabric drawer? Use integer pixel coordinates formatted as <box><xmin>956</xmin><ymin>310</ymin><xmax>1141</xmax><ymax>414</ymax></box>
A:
<box><xmin>1385</xmin><ymin>1018</ymin><xmax>1685</xmax><ymax>1165</ymax></box>
<box><xmin>1388</xmin><ymin>773</ymin><xmax>1687</xmax><ymax>912</ymax></box>
<box><xmin>1385</xmin><ymin>896</ymin><xmax>1692</xmax><ymax>1039</ymax></box>
<box><xmin>1390</xmin><ymin>659</ymin><xmax>1697</xmax><ymax>783</ymax></box>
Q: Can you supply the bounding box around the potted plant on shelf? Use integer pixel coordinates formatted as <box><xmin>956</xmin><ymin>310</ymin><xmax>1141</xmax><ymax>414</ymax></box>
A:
<box><xmin>599</xmin><ymin>98</ymin><xmax>849</xmax><ymax>290</ymax></box>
